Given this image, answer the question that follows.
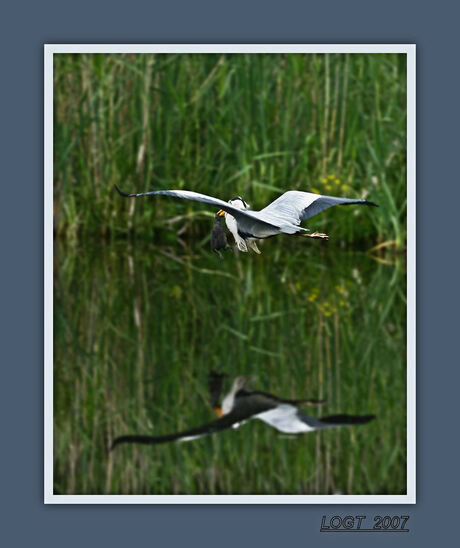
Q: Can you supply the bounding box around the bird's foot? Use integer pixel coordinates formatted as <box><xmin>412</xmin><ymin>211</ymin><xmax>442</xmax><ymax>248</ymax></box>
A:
<box><xmin>236</xmin><ymin>239</ymin><xmax>249</xmax><ymax>252</ymax></box>
<box><xmin>248</xmin><ymin>241</ymin><xmax>261</xmax><ymax>254</ymax></box>
<box><xmin>301</xmin><ymin>399</ymin><xmax>326</xmax><ymax>406</ymax></box>
<box><xmin>304</xmin><ymin>231</ymin><xmax>329</xmax><ymax>240</ymax></box>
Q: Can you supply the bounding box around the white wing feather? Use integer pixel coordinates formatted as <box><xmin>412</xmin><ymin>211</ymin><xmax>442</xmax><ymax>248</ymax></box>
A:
<box><xmin>255</xmin><ymin>404</ymin><xmax>315</xmax><ymax>433</ymax></box>
<box><xmin>260</xmin><ymin>190</ymin><xmax>375</xmax><ymax>226</ymax></box>
<box><xmin>116</xmin><ymin>187</ymin><xmax>282</xmax><ymax>234</ymax></box>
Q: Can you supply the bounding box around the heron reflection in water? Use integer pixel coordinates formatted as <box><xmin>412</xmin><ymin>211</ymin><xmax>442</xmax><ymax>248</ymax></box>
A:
<box><xmin>111</xmin><ymin>373</ymin><xmax>375</xmax><ymax>449</ymax></box>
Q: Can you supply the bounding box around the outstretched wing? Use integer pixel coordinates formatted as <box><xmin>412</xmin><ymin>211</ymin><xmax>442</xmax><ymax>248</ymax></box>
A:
<box><xmin>300</xmin><ymin>413</ymin><xmax>376</xmax><ymax>430</ymax></box>
<box><xmin>260</xmin><ymin>190</ymin><xmax>378</xmax><ymax>226</ymax></box>
<box><xmin>111</xmin><ymin>413</ymin><xmax>243</xmax><ymax>449</ymax></box>
<box><xmin>110</xmin><ymin>395</ymin><xmax>272</xmax><ymax>449</ymax></box>
<box><xmin>115</xmin><ymin>185</ymin><xmax>281</xmax><ymax>233</ymax></box>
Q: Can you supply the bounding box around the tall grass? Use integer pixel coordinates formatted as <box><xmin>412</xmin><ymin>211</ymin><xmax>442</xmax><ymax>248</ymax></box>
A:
<box><xmin>54</xmin><ymin>53</ymin><xmax>406</xmax><ymax>249</ymax></box>
<box><xmin>53</xmin><ymin>53</ymin><xmax>407</xmax><ymax>495</ymax></box>
<box><xmin>54</xmin><ymin>240</ymin><xmax>406</xmax><ymax>495</ymax></box>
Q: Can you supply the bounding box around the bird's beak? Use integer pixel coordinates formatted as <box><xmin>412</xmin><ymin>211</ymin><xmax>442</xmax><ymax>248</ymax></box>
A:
<box><xmin>217</xmin><ymin>209</ymin><xmax>225</xmax><ymax>217</ymax></box>
<box><xmin>214</xmin><ymin>406</ymin><xmax>224</xmax><ymax>417</ymax></box>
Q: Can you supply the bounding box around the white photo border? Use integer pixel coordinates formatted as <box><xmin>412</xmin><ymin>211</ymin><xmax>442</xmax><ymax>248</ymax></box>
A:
<box><xmin>44</xmin><ymin>43</ymin><xmax>416</xmax><ymax>504</ymax></box>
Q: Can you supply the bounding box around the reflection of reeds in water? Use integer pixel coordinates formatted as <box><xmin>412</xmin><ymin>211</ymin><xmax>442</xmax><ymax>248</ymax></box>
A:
<box><xmin>54</xmin><ymin>239</ymin><xmax>406</xmax><ymax>495</ymax></box>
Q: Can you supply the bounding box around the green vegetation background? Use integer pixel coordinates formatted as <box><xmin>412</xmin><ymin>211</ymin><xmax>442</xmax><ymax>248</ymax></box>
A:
<box><xmin>53</xmin><ymin>54</ymin><xmax>407</xmax><ymax>495</ymax></box>
<box><xmin>54</xmin><ymin>53</ymin><xmax>406</xmax><ymax>248</ymax></box>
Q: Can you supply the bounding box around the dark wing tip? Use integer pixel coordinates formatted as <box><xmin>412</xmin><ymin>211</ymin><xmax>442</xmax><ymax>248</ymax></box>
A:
<box><xmin>114</xmin><ymin>184</ymin><xmax>135</xmax><ymax>198</ymax></box>
<box><xmin>320</xmin><ymin>414</ymin><xmax>376</xmax><ymax>425</ymax></box>
<box><xmin>110</xmin><ymin>434</ymin><xmax>153</xmax><ymax>449</ymax></box>
<box><xmin>110</xmin><ymin>437</ymin><xmax>121</xmax><ymax>451</ymax></box>
<box><xmin>338</xmin><ymin>199</ymin><xmax>379</xmax><ymax>208</ymax></box>
<box><xmin>354</xmin><ymin>414</ymin><xmax>376</xmax><ymax>424</ymax></box>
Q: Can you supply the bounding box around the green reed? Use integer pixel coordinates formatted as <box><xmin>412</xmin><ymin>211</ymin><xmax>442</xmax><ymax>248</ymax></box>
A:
<box><xmin>54</xmin><ymin>53</ymin><xmax>406</xmax><ymax>249</ymax></box>
<box><xmin>54</xmin><ymin>239</ymin><xmax>406</xmax><ymax>495</ymax></box>
<box><xmin>53</xmin><ymin>53</ymin><xmax>407</xmax><ymax>495</ymax></box>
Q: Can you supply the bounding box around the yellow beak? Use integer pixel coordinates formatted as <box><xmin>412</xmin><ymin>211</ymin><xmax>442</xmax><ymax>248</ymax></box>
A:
<box><xmin>217</xmin><ymin>209</ymin><xmax>225</xmax><ymax>217</ymax></box>
<box><xmin>214</xmin><ymin>406</ymin><xmax>224</xmax><ymax>417</ymax></box>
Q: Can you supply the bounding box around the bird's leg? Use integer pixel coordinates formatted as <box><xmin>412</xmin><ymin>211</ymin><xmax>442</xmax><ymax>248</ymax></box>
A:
<box><xmin>301</xmin><ymin>231</ymin><xmax>329</xmax><ymax>240</ymax></box>
<box><xmin>248</xmin><ymin>240</ymin><xmax>261</xmax><ymax>254</ymax></box>
<box><xmin>225</xmin><ymin>214</ymin><xmax>249</xmax><ymax>252</ymax></box>
<box><xmin>298</xmin><ymin>398</ymin><xmax>326</xmax><ymax>406</ymax></box>
<box><xmin>234</xmin><ymin>237</ymin><xmax>248</xmax><ymax>252</ymax></box>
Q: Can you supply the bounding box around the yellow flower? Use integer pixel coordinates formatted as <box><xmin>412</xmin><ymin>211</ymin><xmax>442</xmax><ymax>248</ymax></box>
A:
<box><xmin>334</xmin><ymin>178</ymin><xmax>340</xmax><ymax>185</ymax></box>
<box><xmin>328</xmin><ymin>174</ymin><xmax>335</xmax><ymax>180</ymax></box>
<box><xmin>169</xmin><ymin>285</ymin><xmax>182</xmax><ymax>298</ymax></box>
<box><xmin>321</xmin><ymin>177</ymin><xmax>328</xmax><ymax>184</ymax></box>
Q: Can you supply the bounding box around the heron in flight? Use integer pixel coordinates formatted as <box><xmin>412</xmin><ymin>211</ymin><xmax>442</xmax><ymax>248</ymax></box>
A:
<box><xmin>115</xmin><ymin>185</ymin><xmax>378</xmax><ymax>254</ymax></box>
<box><xmin>111</xmin><ymin>375</ymin><xmax>374</xmax><ymax>449</ymax></box>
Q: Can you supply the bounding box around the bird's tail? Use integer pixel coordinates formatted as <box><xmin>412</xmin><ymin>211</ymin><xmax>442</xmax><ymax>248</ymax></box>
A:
<box><xmin>279</xmin><ymin>224</ymin><xmax>308</xmax><ymax>235</ymax></box>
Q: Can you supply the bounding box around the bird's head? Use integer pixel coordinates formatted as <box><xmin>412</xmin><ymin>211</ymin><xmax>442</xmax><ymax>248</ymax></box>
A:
<box><xmin>229</xmin><ymin>196</ymin><xmax>249</xmax><ymax>209</ymax></box>
<box><xmin>232</xmin><ymin>376</ymin><xmax>250</xmax><ymax>391</ymax></box>
<box><xmin>217</xmin><ymin>196</ymin><xmax>249</xmax><ymax>217</ymax></box>
<box><xmin>216</xmin><ymin>376</ymin><xmax>250</xmax><ymax>417</ymax></box>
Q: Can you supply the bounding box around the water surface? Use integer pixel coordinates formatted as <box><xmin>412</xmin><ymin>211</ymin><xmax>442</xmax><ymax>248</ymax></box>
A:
<box><xmin>54</xmin><ymin>237</ymin><xmax>406</xmax><ymax>495</ymax></box>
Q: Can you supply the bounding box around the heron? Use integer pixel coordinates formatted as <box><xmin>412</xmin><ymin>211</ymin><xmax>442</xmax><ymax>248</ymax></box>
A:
<box><xmin>115</xmin><ymin>185</ymin><xmax>378</xmax><ymax>253</ymax></box>
<box><xmin>111</xmin><ymin>375</ymin><xmax>374</xmax><ymax>449</ymax></box>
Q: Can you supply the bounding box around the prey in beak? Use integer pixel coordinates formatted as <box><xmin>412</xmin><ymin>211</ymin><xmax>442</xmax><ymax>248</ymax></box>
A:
<box><xmin>209</xmin><ymin>371</ymin><xmax>227</xmax><ymax>415</ymax></box>
<box><xmin>211</xmin><ymin>213</ymin><xmax>231</xmax><ymax>258</ymax></box>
